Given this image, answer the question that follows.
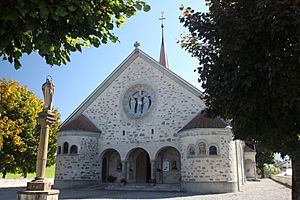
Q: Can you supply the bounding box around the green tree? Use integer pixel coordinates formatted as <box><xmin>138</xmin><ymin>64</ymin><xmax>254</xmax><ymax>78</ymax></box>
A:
<box><xmin>0</xmin><ymin>79</ymin><xmax>60</xmax><ymax>177</ymax></box>
<box><xmin>0</xmin><ymin>0</ymin><xmax>150</xmax><ymax>69</ymax></box>
<box><xmin>255</xmin><ymin>147</ymin><xmax>275</xmax><ymax>178</ymax></box>
<box><xmin>179</xmin><ymin>1</ymin><xmax>300</xmax><ymax>199</ymax></box>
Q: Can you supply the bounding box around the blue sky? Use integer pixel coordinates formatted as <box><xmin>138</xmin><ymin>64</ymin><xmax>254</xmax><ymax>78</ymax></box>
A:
<box><xmin>0</xmin><ymin>1</ymin><xmax>207</xmax><ymax>122</ymax></box>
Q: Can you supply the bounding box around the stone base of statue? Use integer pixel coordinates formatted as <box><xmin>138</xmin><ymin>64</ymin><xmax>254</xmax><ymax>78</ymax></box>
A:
<box><xmin>17</xmin><ymin>179</ymin><xmax>59</xmax><ymax>200</ymax></box>
<box><xmin>27</xmin><ymin>178</ymin><xmax>52</xmax><ymax>190</ymax></box>
<box><xmin>17</xmin><ymin>190</ymin><xmax>59</xmax><ymax>200</ymax></box>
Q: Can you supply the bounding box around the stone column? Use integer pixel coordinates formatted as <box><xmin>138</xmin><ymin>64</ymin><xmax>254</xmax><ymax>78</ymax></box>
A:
<box><xmin>121</xmin><ymin>160</ymin><xmax>127</xmax><ymax>180</ymax></box>
<box><xmin>17</xmin><ymin>77</ymin><xmax>59</xmax><ymax>200</ymax></box>
<box><xmin>150</xmin><ymin>160</ymin><xmax>156</xmax><ymax>179</ymax></box>
<box><xmin>36</xmin><ymin>111</ymin><xmax>55</xmax><ymax>180</ymax></box>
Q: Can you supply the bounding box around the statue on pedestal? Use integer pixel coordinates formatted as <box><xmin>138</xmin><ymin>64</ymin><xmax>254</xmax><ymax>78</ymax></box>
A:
<box><xmin>42</xmin><ymin>76</ymin><xmax>54</xmax><ymax>111</ymax></box>
<box><xmin>18</xmin><ymin>76</ymin><xmax>59</xmax><ymax>200</ymax></box>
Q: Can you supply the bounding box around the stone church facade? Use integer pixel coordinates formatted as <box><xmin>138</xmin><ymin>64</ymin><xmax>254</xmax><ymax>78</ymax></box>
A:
<box><xmin>54</xmin><ymin>46</ymin><xmax>256</xmax><ymax>193</ymax></box>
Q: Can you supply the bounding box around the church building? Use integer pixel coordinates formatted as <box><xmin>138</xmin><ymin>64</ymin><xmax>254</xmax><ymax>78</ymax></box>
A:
<box><xmin>54</xmin><ymin>26</ymin><xmax>256</xmax><ymax>193</ymax></box>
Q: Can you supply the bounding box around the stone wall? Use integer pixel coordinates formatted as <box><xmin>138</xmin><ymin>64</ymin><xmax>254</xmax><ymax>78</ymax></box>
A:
<box><xmin>179</xmin><ymin>128</ymin><xmax>240</xmax><ymax>193</ymax></box>
<box><xmin>156</xmin><ymin>147</ymin><xmax>181</xmax><ymax>183</ymax></box>
<box><xmin>83</xmin><ymin>56</ymin><xmax>205</xmax><ymax>160</ymax></box>
<box><xmin>180</xmin><ymin>128</ymin><xmax>237</xmax><ymax>182</ymax></box>
<box><xmin>54</xmin><ymin>131</ymin><xmax>100</xmax><ymax>188</ymax></box>
<box><xmin>107</xmin><ymin>151</ymin><xmax>122</xmax><ymax>181</ymax></box>
<box><xmin>55</xmin><ymin>52</ymin><xmax>248</xmax><ymax>193</ymax></box>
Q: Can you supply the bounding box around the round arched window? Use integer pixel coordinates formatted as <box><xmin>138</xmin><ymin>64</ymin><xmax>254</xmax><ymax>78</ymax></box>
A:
<box><xmin>188</xmin><ymin>145</ymin><xmax>195</xmax><ymax>157</ymax></box>
<box><xmin>209</xmin><ymin>146</ymin><xmax>218</xmax><ymax>155</ymax></box>
<box><xmin>198</xmin><ymin>142</ymin><xmax>206</xmax><ymax>155</ymax></box>
<box><xmin>70</xmin><ymin>145</ymin><xmax>78</xmax><ymax>154</ymax></box>
<box><xmin>63</xmin><ymin>142</ymin><xmax>69</xmax><ymax>154</ymax></box>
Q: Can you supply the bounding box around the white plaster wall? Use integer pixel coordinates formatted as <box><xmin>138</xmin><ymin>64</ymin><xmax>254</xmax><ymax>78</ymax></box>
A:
<box><xmin>244</xmin><ymin>152</ymin><xmax>256</xmax><ymax>179</ymax></box>
<box><xmin>244</xmin><ymin>152</ymin><xmax>256</xmax><ymax>162</ymax></box>
<box><xmin>83</xmin><ymin>56</ymin><xmax>205</xmax><ymax>158</ymax></box>
<box><xmin>179</xmin><ymin>128</ymin><xmax>237</xmax><ymax>182</ymax></box>
<box><xmin>234</xmin><ymin>140</ymin><xmax>244</xmax><ymax>189</ymax></box>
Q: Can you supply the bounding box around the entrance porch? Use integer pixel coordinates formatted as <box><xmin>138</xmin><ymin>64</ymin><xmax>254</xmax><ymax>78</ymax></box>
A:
<box><xmin>100</xmin><ymin>146</ymin><xmax>181</xmax><ymax>184</ymax></box>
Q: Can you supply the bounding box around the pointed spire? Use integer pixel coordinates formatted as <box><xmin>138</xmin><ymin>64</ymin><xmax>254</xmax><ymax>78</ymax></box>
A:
<box><xmin>159</xmin><ymin>12</ymin><xmax>168</xmax><ymax>68</ymax></box>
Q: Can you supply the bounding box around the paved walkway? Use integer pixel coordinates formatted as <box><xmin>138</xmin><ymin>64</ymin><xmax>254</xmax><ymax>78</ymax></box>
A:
<box><xmin>0</xmin><ymin>178</ymin><xmax>291</xmax><ymax>200</ymax></box>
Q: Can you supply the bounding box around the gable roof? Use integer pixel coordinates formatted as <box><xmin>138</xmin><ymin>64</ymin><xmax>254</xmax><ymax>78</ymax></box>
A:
<box><xmin>61</xmin><ymin>47</ymin><xmax>203</xmax><ymax>127</ymax></box>
<box><xmin>60</xmin><ymin>114</ymin><xmax>101</xmax><ymax>132</ymax></box>
<box><xmin>179</xmin><ymin>113</ymin><xmax>229</xmax><ymax>131</ymax></box>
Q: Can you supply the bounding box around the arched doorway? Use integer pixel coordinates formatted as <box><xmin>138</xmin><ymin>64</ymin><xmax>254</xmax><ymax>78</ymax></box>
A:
<box><xmin>101</xmin><ymin>149</ymin><xmax>121</xmax><ymax>183</ymax></box>
<box><xmin>155</xmin><ymin>146</ymin><xmax>181</xmax><ymax>184</ymax></box>
<box><xmin>126</xmin><ymin>148</ymin><xmax>151</xmax><ymax>183</ymax></box>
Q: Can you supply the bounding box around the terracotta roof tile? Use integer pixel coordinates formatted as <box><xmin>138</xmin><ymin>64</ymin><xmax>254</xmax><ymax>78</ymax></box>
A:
<box><xmin>244</xmin><ymin>145</ymin><xmax>255</xmax><ymax>152</ymax></box>
<box><xmin>60</xmin><ymin>114</ymin><xmax>100</xmax><ymax>132</ymax></box>
<box><xmin>180</xmin><ymin>113</ymin><xmax>228</xmax><ymax>131</ymax></box>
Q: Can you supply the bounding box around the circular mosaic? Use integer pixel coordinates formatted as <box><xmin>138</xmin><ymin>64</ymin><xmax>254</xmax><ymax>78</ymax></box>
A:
<box><xmin>123</xmin><ymin>85</ymin><xmax>154</xmax><ymax>118</ymax></box>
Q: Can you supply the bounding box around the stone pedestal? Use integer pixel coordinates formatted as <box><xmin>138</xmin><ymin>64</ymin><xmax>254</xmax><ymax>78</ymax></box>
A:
<box><xmin>17</xmin><ymin>179</ymin><xmax>59</xmax><ymax>200</ymax></box>
<box><xmin>27</xmin><ymin>179</ymin><xmax>52</xmax><ymax>190</ymax></box>
<box><xmin>17</xmin><ymin>189</ymin><xmax>59</xmax><ymax>200</ymax></box>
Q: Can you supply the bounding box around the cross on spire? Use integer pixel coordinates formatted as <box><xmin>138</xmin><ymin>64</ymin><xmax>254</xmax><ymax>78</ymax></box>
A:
<box><xmin>159</xmin><ymin>11</ymin><xmax>168</xmax><ymax>68</ymax></box>
<box><xmin>159</xmin><ymin>11</ymin><xmax>166</xmax><ymax>29</ymax></box>
<box><xmin>134</xmin><ymin>41</ymin><xmax>140</xmax><ymax>49</ymax></box>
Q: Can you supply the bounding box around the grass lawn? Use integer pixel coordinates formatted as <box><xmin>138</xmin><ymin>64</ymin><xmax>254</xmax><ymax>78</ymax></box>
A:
<box><xmin>0</xmin><ymin>165</ymin><xmax>55</xmax><ymax>178</ymax></box>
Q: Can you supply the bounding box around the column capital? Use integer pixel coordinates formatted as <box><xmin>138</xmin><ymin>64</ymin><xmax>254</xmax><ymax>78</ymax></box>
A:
<box><xmin>39</xmin><ymin>110</ymin><xmax>56</xmax><ymax>125</ymax></box>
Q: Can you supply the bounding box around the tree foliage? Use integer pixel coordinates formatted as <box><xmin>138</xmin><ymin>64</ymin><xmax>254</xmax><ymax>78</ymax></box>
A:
<box><xmin>0</xmin><ymin>0</ymin><xmax>150</xmax><ymax>69</ymax></box>
<box><xmin>255</xmin><ymin>148</ymin><xmax>274</xmax><ymax>178</ymax></box>
<box><xmin>180</xmin><ymin>0</ymin><xmax>299</xmax><ymax>199</ymax></box>
<box><xmin>0</xmin><ymin>79</ymin><xmax>60</xmax><ymax>177</ymax></box>
<box><xmin>262</xmin><ymin>166</ymin><xmax>281</xmax><ymax>176</ymax></box>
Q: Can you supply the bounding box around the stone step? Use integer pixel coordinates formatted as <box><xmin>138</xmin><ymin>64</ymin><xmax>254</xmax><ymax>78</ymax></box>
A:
<box><xmin>93</xmin><ymin>183</ymin><xmax>181</xmax><ymax>192</ymax></box>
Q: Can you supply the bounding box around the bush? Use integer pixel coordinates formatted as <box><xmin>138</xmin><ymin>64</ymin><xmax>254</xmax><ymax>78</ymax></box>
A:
<box><xmin>264</xmin><ymin>166</ymin><xmax>281</xmax><ymax>177</ymax></box>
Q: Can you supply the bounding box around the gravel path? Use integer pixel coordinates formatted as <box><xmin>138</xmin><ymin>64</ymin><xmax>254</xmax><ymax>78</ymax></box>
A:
<box><xmin>0</xmin><ymin>178</ymin><xmax>291</xmax><ymax>200</ymax></box>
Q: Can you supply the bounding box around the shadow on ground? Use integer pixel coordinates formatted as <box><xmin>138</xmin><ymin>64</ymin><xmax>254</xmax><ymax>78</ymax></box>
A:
<box><xmin>0</xmin><ymin>179</ymin><xmax>291</xmax><ymax>200</ymax></box>
<box><xmin>0</xmin><ymin>186</ymin><xmax>200</xmax><ymax>200</ymax></box>
<box><xmin>59</xmin><ymin>188</ymin><xmax>199</xmax><ymax>200</ymax></box>
<box><xmin>0</xmin><ymin>187</ymin><xmax>26</xmax><ymax>200</ymax></box>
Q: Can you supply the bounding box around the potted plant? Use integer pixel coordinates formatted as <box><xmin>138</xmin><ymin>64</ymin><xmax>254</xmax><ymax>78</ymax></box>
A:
<box><xmin>120</xmin><ymin>178</ymin><xmax>127</xmax><ymax>186</ymax></box>
<box><xmin>148</xmin><ymin>178</ymin><xmax>157</xmax><ymax>186</ymax></box>
<box><xmin>107</xmin><ymin>175</ymin><xmax>117</xmax><ymax>183</ymax></box>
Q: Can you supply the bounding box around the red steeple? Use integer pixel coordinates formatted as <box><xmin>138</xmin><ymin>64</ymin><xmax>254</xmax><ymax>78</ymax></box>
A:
<box><xmin>159</xmin><ymin>12</ymin><xmax>168</xmax><ymax>68</ymax></box>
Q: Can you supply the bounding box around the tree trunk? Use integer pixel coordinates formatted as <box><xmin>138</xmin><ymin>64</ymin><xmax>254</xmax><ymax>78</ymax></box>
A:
<box><xmin>261</xmin><ymin>167</ymin><xmax>265</xmax><ymax>178</ymax></box>
<box><xmin>23</xmin><ymin>172</ymin><xmax>27</xmax><ymax>178</ymax></box>
<box><xmin>2</xmin><ymin>170</ymin><xmax>6</xmax><ymax>178</ymax></box>
<box><xmin>259</xmin><ymin>166</ymin><xmax>265</xmax><ymax>178</ymax></box>
<box><xmin>292</xmin><ymin>154</ymin><xmax>300</xmax><ymax>200</ymax></box>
